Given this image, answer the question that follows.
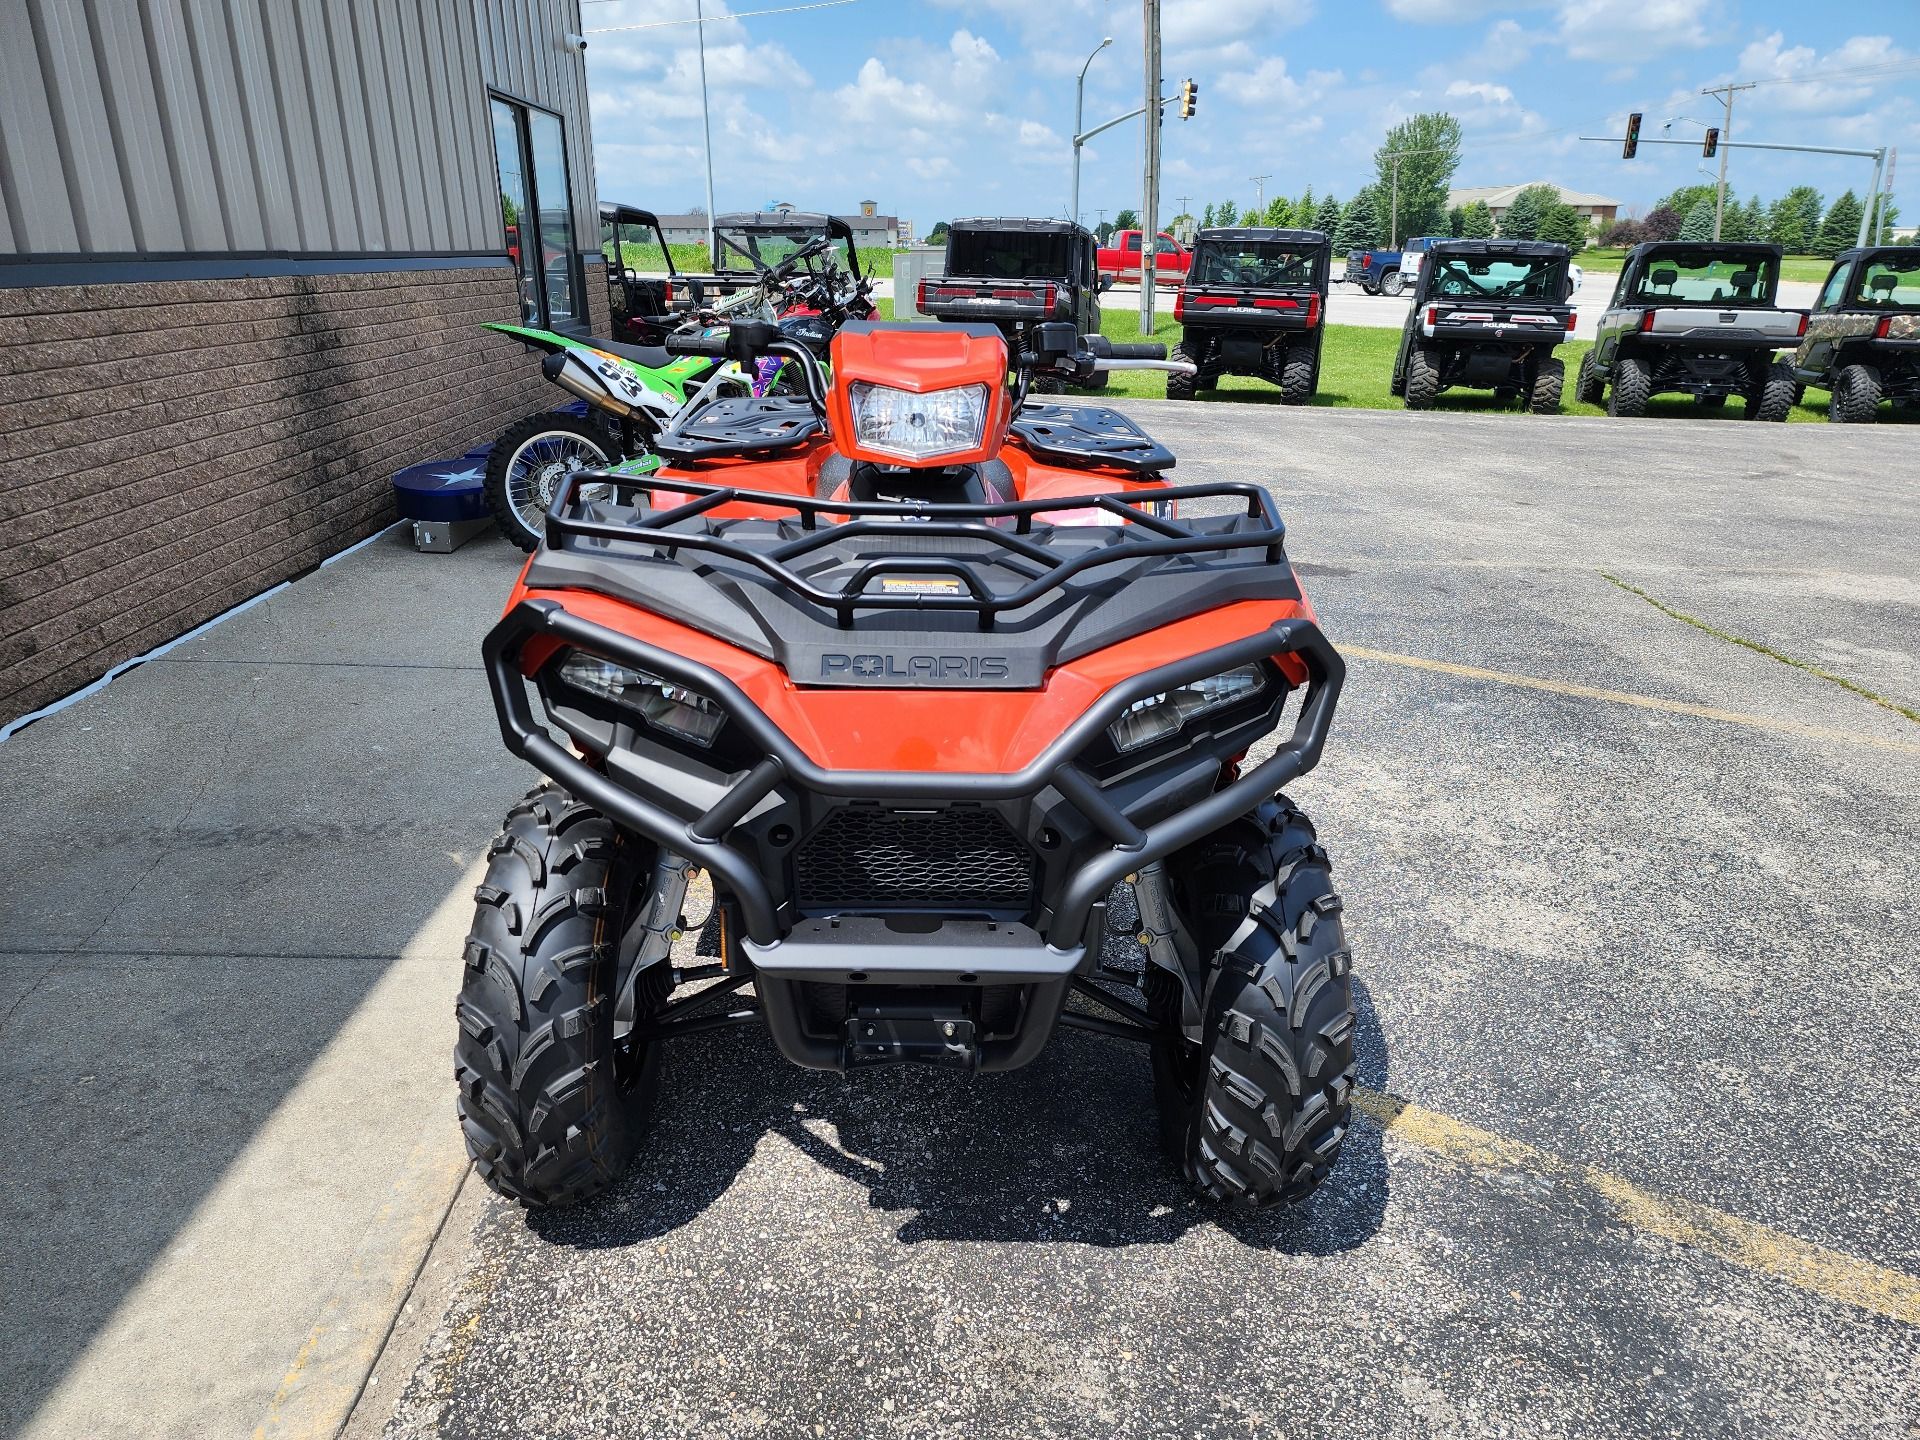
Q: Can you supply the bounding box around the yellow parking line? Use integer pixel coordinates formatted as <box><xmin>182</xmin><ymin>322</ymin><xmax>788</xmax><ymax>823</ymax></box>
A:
<box><xmin>1352</xmin><ymin>1089</ymin><xmax>1920</xmax><ymax>1327</ymax></box>
<box><xmin>1344</xmin><ymin>646</ymin><xmax>1920</xmax><ymax>756</ymax></box>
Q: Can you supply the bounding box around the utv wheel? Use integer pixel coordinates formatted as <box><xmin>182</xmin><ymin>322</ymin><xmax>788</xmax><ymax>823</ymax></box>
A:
<box><xmin>1031</xmin><ymin>374</ymin><xmax>1066</xmax><ymax>396</ymax></box>
<box><xmin>1381</xmin><ymin>269</ymin><xmax>1405</xmax><ymax>298</ymax></box>
<box><xmin>1148</xmin><ymin>801</ymin><xmax>1355</xmax><ymax>1209</ymax></box>
<box><xmin>1166</xmin><ymin>345</ymin><xmax>1198</xmax><ymax>401</ymax></box>
<box><xmin>1606</xmin><ymin>356</ymin><xmax>1651</xmax><ymax>418</ymax></box>
<box><xmin>1528</xmin><ymin>357</ymin><xmax>1564</xmax><ymax>415</ymax></box>
<box><xmin>1748</xmin><ymin>360</ymin><xmax>1796</xmax><ymax>423</ymax></box>
<box><xmin>455</xmin><ymin>785</ymin><xmax>663</xmax><ymax>1208</ymax></box>
<box><xmin>1829</xmin><ymin>363</ymin><xmax>1882</xmax><ymax>424</ymax></box>
<box><xmin>1575</xmin><ymin>350</ymin><xmax>1605</xmax><ymax>405</ymax></box>
<box><xmin>1402</xmin><ymin>345</ymin><xmax>1441</xmax><ymax>410</ymax></box>
<box><xmin>486</xmin><ymin>412</ymin><xmax>616</xmax><ymax>552</ymax></box>
<box><xmin>1278</xmin><ymin>352</ymin><xmax>1315</xmax><ymax>406</ymax></box>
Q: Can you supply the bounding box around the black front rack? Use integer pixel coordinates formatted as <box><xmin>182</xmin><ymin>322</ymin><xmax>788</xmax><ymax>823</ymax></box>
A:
<box><xmin>546</xmin><ymin>471</ymin><xmax>1290</xmax><ymax>632</ymax></box>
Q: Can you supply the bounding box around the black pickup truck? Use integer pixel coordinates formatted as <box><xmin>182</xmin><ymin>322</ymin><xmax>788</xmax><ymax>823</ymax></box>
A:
<box><xmin>1168</xmin><ymin>227</ymin><xmax>1329</xmax><ymax>403</ymax></box>
<box><xmin>1391</xmin><ymin>239</ymin><xmax>1574</xmax><ymax>412</ymax></box>
<box><xmin>918</xmin><ymin>218</ymin><xmax>1107</xmax><ymax>391</ymax></box>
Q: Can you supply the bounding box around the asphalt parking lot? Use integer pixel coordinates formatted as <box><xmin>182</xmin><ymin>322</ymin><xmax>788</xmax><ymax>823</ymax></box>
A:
<box><xmin>3</xmin><ymin>405</ymin><xmax>1916</xmax><ymax>1439</ymax></box>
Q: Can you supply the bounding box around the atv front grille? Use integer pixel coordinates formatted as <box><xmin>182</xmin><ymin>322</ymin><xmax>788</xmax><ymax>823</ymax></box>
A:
<box><xmin>795</xmin><ymin>806</ymin><xmax>1036</xmax><ymax>911</ymax></box>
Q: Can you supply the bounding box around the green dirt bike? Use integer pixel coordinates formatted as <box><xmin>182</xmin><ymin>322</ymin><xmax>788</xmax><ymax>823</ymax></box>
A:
<box><xmin>480</xmin><ymin>323</ymin><xmax>749</xmax><ymax>551</ymax></box>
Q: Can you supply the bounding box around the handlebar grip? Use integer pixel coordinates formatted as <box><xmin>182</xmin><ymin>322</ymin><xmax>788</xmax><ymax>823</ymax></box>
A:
<box><xmin>1105</xmin><ymin>342</ymin><xmax>1168</xmax><ymax>361</ymax></box>
<box><xmin>663</xmin><ymin>332</ymin><xmax>729</xmax><ymax>358</ymax></box>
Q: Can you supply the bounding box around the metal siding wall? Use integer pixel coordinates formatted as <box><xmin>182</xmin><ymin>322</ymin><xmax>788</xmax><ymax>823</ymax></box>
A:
<box><xmin>0</xmin><ymin>0</ymin><xmax>586</xmax><ymax>260</ymax></box>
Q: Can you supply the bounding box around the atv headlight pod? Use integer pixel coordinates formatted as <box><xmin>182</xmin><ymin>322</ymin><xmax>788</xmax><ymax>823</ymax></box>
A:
<box><xmin>558</xmin><ymin>653</ymin><xmax>725</xmax><ymax>748</ymax></box>
<box><xmin>1106</xmin><ymin>663</ymin><xmax>1267</xmax><ymax>754</ymax></box>
<box><xmin>847</xmin><ymin>381</ymin><xmax>989</xmax><ymax>461</ymax></box>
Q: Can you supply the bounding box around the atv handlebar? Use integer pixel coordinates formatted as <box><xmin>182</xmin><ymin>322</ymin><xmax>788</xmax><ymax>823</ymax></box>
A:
<box><xmin>1102</xmin><ymin>341</ymin><xmax>1168</xmax><ymax>361</ymax></box>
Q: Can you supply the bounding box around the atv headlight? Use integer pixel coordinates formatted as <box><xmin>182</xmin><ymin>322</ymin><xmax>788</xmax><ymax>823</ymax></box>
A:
<box><xmin>848</xmin><ymin>382</ymin><xmax>989</xmax><ymax>460</ymax></box>
<box><xmin>1106</xmin><ymin>664</ymin><xmax>1266</xmax><ymax>754</ymax></box>
<box><xmin>559</xmin><ymin>654</ymin><xmax>725</xmax><ymax>748</ymax></box>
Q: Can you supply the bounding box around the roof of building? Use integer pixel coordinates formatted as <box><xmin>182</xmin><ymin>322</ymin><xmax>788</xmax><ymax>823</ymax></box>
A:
<box><xmin>1448</xmin><ymin>183</ymin><xmax>1622</xmax><ymax>210</ymax></box>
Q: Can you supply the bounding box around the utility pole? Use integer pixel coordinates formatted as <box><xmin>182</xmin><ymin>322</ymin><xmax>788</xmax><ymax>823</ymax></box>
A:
<box><xmin>1252</xmin><ymin>174</ymin><xmax>1271</xmax><ymax>214</ymax></box>
<box><xmin>695</xmin><ymin>0</ymin><xmax>717</xmax><ymax>266</ymax></box>
<box><xmin>1700</xmin><ymin>81</ymin><xmax>1756</xmax><ymax>242</ymax></box>
<box><xmin>1139</xmin><ymin>0</ymin><xmax>1162</xmax><ymax>336</ymax></box>
<box><xmin>1174</xmin><ymin>194</ymin><xmax>1192</xmax><ymax>243</ymax></box>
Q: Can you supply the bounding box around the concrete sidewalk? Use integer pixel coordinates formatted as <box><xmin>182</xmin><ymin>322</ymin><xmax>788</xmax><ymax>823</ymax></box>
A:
<box><xmin>0</xmin><ymin>530</ymin><xmax>528</xmax><ymax>1439</ymax></box>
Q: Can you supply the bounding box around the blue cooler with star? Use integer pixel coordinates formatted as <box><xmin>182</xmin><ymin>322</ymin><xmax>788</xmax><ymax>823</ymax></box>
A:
<box><xmin>391</xmin><ymin>446</ymin><xmax>493</xmax><ymax>525</ymax></box>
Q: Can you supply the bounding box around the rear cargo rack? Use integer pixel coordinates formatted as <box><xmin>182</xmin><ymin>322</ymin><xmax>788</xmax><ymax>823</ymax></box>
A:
<box><xmin>546</xmin><ymin>472</ymin><xmax>1290</xmax><ymax>631</ymax></box>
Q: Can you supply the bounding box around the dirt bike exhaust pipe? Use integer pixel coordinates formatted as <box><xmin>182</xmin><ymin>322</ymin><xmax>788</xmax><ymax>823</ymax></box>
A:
<box><xmin>541</xmin><ymin>348</ymin><xmax>638</xmax><ymax>418</ymax></box>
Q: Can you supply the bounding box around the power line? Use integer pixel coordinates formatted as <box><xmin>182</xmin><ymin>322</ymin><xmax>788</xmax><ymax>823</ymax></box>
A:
<box><xmin>585</xmin><ymin>0</ymin><xmax>856</xmax><ymax>33</ymax></box>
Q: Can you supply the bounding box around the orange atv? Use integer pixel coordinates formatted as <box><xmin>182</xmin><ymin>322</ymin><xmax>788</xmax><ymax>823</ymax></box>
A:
<box><xmin>460</xmin><ymin>320</ymin><xmax>1353</xmax><ymax>1211</ymax></box>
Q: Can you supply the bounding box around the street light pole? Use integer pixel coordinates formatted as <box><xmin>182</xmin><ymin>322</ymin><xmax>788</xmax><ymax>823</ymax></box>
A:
<box><xmin>695</xmin><ymin>0</ymin><xmax>717</xmax><ymax>266</ymax></box>
<box><xmin>1071</xmin><ymin>36</ymin><xmax>1113</xmax><ymax>229</ymax></box>
<box><xmin>1139</xmin><ymin>0</ymin><xmax>1161</xmax><ymax>336</ymax></box>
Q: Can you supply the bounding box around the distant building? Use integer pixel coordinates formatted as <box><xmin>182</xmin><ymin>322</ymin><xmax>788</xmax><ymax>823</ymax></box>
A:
<box><xmin>1448</xmin><ymin>183</ymin><xmax>1622</xmax><ymax>231</ymax></box>
<box><xmin>656</xmin><ymin>210</ymin><xmax>903</xmax><ymax>250</ymax></box>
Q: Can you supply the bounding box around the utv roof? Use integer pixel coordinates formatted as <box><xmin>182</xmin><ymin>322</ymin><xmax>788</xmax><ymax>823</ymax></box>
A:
<box><xmin>1831</xmin><ymin>245</ymin><xmax>1919</xmax><ymax>265</ymax></box>
<box><xmin>713</xmin><ymin>210</ymin><xmax>853</xmax><ymax>239</ymax></box>
<box><xmin>1629</xmin><ymin>240</ymin><xmax>1783</xmax><ymax>259</ymax></box>
<box><xmin>599</xmin><ymin>200</ymin><xmax>661</xmax><ymax>227</ymax></box>
<box><xmin>1425</xmin><ymin>239</ymin><xmax>1569</xmax><ymax>258</ymax></box>
<box><xmin>1195</xmin><ymin>227</ymin><xmax>1329</xmax><ymax>246</ymax></box>
<box><xmin>950</xmin><ymin>217</ymin><xmax>1093</xmax><ymax>237</ymax></box>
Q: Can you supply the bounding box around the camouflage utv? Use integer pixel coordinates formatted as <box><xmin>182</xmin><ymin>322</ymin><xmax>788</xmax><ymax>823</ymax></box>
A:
<box><xmin>1791</xmin><ymin>247</ymin><xmax>1920</xmax><ymax>423</ymax></box>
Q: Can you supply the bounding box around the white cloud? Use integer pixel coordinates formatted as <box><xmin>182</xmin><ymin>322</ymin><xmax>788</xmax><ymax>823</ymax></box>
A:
<box><xmin>1384</xmin><ymin>0</ymin><xmax>1524</xmax><ymax>20</ymax></box>
<box><xmin>1555</xmin><ymin>0</ymin><xmax>1709</xmax><ymax>64</ymax></box>
<box><xmin>1446</xmin><ymin>79</ymin><xmax>1515</xmax><ymax>105</ymax></box>
<box><xmin>1731</xmin><ymin>32</ymin><xmax>1914</xmax><ymax>113</ymax></box>
<box><xmin>1468</xmin><ymin>18</ymin><xmax>1536</xmax><ymax>70</ymax></box>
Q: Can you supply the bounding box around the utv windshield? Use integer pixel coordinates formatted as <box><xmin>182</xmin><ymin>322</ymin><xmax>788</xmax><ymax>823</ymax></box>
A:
<box><xmin>1426</xmin><ymin>254</ymin><xmax>1566</xmax><ymax>300</ymax></box>
<box><xmin>1628</xmin><ymin>253</ymin><xmax>1780</xmax><ymax>305</ymax></box>
<box><xmin>1190</xmin><ymin>241</ymin><xmax>1319</xmax><ymax>287</ymax></box>
<box><xmin>715</xmin><ymin>223</ymin><xmax>856</xmax><ymax>277</ymax></box>
<box><xmin>947</xmin><ymin>230</ymin><xmax>1074</xmax><ymax>280</ymax></box>
<box><xmin>1855</xmin><ymin>253</ymin><xmax>1920</xmax><ymax>309</ymax></box>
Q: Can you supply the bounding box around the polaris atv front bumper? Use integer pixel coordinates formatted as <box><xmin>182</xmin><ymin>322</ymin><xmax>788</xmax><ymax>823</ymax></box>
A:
<box><xmin>484</xmin><ymin>598</ymin><xmax>1342</xmax><ymax>1070</ymax></box>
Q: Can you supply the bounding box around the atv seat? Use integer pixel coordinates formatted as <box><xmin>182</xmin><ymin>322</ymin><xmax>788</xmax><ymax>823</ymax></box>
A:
<box><xmin>1651</xmin><ymin>268</ymin><xmax>1677</xmax><ymax>294</ymax></box>
<box><xmin>1729</xmin><ymin>270</ymin><xmax>1756</xmax><ymax>298</ymax></box>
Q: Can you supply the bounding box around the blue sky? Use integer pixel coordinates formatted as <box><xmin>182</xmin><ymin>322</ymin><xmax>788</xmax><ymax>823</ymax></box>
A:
<box><xmin>581</xmin><ymin>0</ymin><xmax>1916</xmax><ymax>228</ymax></box>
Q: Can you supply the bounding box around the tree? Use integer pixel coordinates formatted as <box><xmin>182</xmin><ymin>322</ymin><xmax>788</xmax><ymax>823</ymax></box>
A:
<box><xmin>1214</xmin><ymin>199</ymin><xmax>1237</xmax><ymax>227</ymax></box>
<box><xmin>1459</xmin><ymin>199</ymin><xmax>1495</xmax><ymax>239</ymax></box>
<box><xmin>1600</xmin><ymin>218</ymin><xmax>1646</xmax><ymax>248</ymax></box>
<box><xmin>1313</xmin><ymin>194</ymin><xmax>1342</xmax><ymax>235</ymax></box>
<box><xmin>1499</xmin><ymin>184</ymin><xmax>1560</xmax><ymax>240</ymax></box>
<box><xmin>1200</xmin><ymin>203</ymin><xmax>1216</xmax><ymax>228</ymax></box>
<box><xmin>1657</xmin><ymin>184</ymin><xmax>1718</xmax><ymax>219</ymax></box>
<box><xmin>1446</xmin><ymin>205</ymin><xmax>1465</xmax><ymax>237</ymax></box>
<box><xmin>1114</xmin><ymin>208</ymin><xmax>1140</xmax><ymax>232</ymax></box>
<box><xmin>1868</xmin><ymin>195</ymin><xmax>1901</xmax><ymax>244</ymax></box>
<box><xmin>1371</xmin><ymin>111</ymin><xmax>1464</xmax><ymax>242</ymax></box>
<box><xmin>1539</xmin><ymin>203</ymin><xmax>1590</xmax><ymax>254</ymax></box>
<box><xmin>1168</xmin><ymin>212</ymin><xmax>1196</xmax><ymax>243</ymax></box>
<box><xmin>1678</xmin><ymin>197</ymin><xmax>1716</xmax><ymax>240</ymax></box>
<box><xmin>1738</xmin><ymin>195</ymin><xmax>1766</xmax><ymax>244</ymax></box>
<box><xmin>1095</xmin><ymin>220</ymin><xmax>1115</xmax><ymax>244</ymax></box>
<box><xmin>1815</xmin><ymin>190</ymin><xmax>1863</xmax><ymax>257</ymax></box>
<box><xmin>926</xmin><ymin>220</ymin><xmax>950</xmax><ymax>246</ymax></box>
<box><xmin>1642</xmin><ymin>205</ymin><xmax>1682</xmax><ymax>241</ymax></box>
<box><xmin>1332</xmin><ymin>190</ymin><xmax>1385</xmax><ymax>252</ymax></box>
<box><xmin>1766</xmin><ymin>186</ymin><xmax>1823</xmax><ymax>252</ymax></box>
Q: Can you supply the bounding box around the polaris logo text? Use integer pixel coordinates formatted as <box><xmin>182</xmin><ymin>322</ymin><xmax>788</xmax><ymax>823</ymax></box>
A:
<box><xmin>821</xmin><ymin>654</ymin><xmax>1011</xmax><ymax>681</ymax></box>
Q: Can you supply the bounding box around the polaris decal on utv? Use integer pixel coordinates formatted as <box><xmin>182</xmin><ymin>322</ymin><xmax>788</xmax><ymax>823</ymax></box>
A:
<box><xmin>456</xmin><ymin>319</ymin><xmax>1358</xmax><ymax>1212</ymax></box>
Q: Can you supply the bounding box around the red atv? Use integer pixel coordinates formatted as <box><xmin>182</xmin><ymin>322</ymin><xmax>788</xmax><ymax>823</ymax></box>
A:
<box><xmin>458</xmin><ymin>320</ymin><xmax>1353</xmax><ymax>1211</ymax></box>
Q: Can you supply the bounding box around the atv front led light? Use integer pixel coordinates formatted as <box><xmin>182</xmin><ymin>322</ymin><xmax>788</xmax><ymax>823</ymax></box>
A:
<box><xmin>1106</xmin><ymin>663</ymin><xmax>1266</xmax><ymax>753</ymax></box>
<box><xmin>558</xmin><ymin>654</ymin><xmax>725</xmax><ymax>747</ymax></box>
<box><xmin>847</xmin><ymin>382</ymin><xmax>989</xmax><ymax>461</ymax></box>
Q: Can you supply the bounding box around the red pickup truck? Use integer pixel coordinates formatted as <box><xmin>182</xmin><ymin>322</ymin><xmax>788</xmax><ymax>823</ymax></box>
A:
<box><xmin>1097</xmin><ymin>229</ymin><xmax>1191</xmax><ymax>286</ymax></box>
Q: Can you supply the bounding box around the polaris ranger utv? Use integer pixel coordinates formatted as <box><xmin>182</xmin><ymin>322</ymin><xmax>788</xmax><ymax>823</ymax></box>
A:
<box><xmin>1791</xmin><ymin>246</ymin><xmax>1920</xmax><ymax>423</ymax></box>
<box><xmin>1576</xmin><ymin>241</ymin><xmax>1803</xmax><ymax>420</ymax></box>
<box><xmin>1391</xmin><ymin>239</ymin><xmax>1574</xmax><ymax>412</ymax></box>
<box><xmin>918</xmin><ymin>218</ymin><xmax>1108</xmax><ymax>392</ymax></box>
<box><xmin>1168</xmin><ymin>228</ymin><xmax>1329</xmax><ymax>403</ymax></box>
<box><xmin>457</xmin><ymin>320</ymin><xmax>1355</xmax><ymax>1212</ymax></box>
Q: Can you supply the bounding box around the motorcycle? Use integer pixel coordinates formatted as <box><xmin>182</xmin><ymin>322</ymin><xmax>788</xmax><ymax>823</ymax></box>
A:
<box><xmin>481</xmin><ymin>239</ymin><xmax>871</xmax><ymax>550</ymax></box>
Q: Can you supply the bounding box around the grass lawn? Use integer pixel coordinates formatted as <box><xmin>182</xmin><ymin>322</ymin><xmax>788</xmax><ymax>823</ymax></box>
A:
<box><xmin>614</xmin><ymin>241</ymin><xmax>912</xmax><ymax>274</ymax></box>
<box><xmin>1577</xmin><ymin>248</ymin><xmax>1836</xmax><ymax>285</ymax></box>
<box><xmin>873</xmin><ymin>298</ymin><xmax>1833</xmax><ymax>421</ymax></box>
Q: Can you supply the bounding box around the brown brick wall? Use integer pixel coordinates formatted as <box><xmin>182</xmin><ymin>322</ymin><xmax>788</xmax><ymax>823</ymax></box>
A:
<box><xmin>0</xmin><ymin>261</ymin><xmax>606</xmax><ymax>723</ymax></box>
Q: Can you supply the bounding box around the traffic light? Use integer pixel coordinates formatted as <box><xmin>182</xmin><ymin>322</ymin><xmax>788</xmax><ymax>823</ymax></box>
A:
<box><xmin>1622</xmin><ymin>112</ymin><xmax>1642</xmax><ymax>159</ymax></box>
<box><xmin>1702</xmin><ymin>127</ymin><xmax>1719</xmax><ymax>158</ymax></box>
<box><xmin>1179</xmin><ymin>79</ymin><xmax>1197</xmax><ymax>120</ymax></box>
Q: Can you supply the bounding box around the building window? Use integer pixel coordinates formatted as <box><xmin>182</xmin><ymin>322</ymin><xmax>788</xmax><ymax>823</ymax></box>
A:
<box><xmin>490</xmin><ymin>95</ymin><xmax>579</xmax><ymax>328</ymax></box>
